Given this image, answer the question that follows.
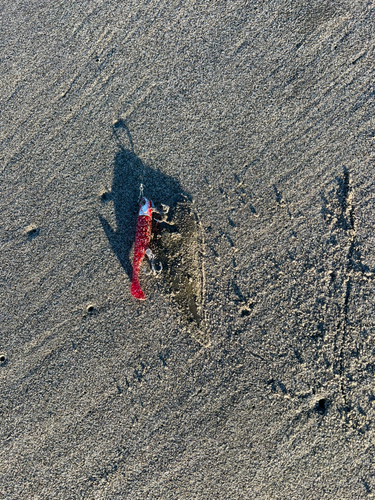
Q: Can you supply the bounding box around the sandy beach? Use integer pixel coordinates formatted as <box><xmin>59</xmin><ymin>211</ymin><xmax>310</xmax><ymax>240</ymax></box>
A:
<box><xmin>1</xmin><ymin>0</ymin><xmax>375</xmax><ymax>498</ymax></box>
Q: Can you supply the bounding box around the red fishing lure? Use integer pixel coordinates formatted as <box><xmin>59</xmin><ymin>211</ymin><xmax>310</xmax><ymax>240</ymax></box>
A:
<box><xmin>130</xmin><ymin>198</ymin><xmax>154</xmax><ymax>300</ymax></box>
<box><xmin>131</xmin><ymin>197</ymin><xmax>169</xmax><ymax>300</ymax></box>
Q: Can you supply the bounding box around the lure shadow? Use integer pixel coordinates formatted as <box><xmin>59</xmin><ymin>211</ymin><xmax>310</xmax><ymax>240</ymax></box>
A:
<box><xmin>99</xmin><ymin>145</ymin><xmax>186</xmax><ymax>279</ymax></box>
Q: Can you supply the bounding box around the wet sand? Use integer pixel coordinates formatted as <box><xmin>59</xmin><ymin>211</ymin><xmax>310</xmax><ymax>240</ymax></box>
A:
<box><xmin>1</xmin><ymin>1</ymin><xmax>375</xmax><ymax>498</ymax></box>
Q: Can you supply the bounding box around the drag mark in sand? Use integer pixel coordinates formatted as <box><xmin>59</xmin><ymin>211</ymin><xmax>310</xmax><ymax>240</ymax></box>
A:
<box><xmin>333</xmin><ymin>167</ymin><xmax>355</xmax><ymax>412</ymax></box>
<box><xmin>155</xmin><ymin>197</ymin><xmax>210</xmax><ymax>347</ymax></box>
<box><xmin>321</xmin><ymin>167</ymin><xmax>375</xmax><ymax>430</ymax></box>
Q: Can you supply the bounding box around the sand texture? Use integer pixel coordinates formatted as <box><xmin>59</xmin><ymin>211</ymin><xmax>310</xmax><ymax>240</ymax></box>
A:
<box><xmin>1</xmin><ymin>0</ymin><xmax>375</xmax><ymax>498</ymax></box>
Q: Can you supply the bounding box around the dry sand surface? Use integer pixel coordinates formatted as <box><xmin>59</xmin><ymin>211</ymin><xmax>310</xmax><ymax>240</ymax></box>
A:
<box><xmin>1</xmin><ymin>0</ymin><xmax>375</xmax><ymax>498</ymax></box>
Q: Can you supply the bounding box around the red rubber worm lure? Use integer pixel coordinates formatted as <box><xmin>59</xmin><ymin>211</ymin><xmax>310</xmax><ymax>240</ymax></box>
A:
<box><xmin>130</xmin><ymin>198</ymin><xmax>154</xmax><ymax>300</ymax></box>
<box><xmin>131</xmin><ymin>197</ymin><xmax>168</xmax><ymax>300</ymax></box>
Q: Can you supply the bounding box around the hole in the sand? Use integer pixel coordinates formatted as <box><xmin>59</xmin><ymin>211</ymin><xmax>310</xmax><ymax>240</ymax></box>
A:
<box><xmin>0</xmin><ymin>354</ymin><xmax>6</xmax><ymax>364</ymax></box>
<box><xmin>113</xmin><ymin>119</ymin><xmax>125</xmax><ymax>129</ymax></box>
<box><xmin>87</xmin><ymin>305</ymin><xmax>95</xmax><ymax>313</ymax></box>
<box><xmin>316</xmin><ymin>398</ymin><xmax>327</xmax><ymax>415</ymax></box>
<box><xmin>240</xmin><ymin>302</ymin><xmax>254</xmax><ymax>317</ymax></box>
<box><xmin>101</xmin><ymin>192</ymin><xmax>109</xmax><ymax>202</ymax></box>
<box><xmin>26</xmin><ymin>225</ymin><xmax>40</xmax><ymax>239</ymax></box>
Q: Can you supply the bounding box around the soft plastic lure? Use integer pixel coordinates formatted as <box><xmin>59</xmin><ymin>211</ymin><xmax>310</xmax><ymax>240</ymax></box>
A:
<box><xmin>130</xmin><ymin>197</ymin><xmax>168</xmax><ymax>300</ymax></box>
